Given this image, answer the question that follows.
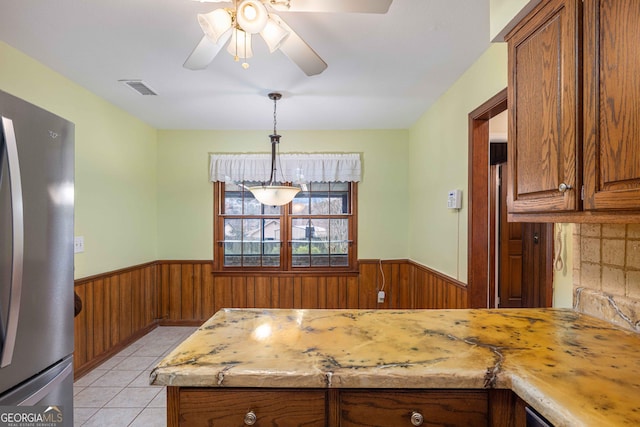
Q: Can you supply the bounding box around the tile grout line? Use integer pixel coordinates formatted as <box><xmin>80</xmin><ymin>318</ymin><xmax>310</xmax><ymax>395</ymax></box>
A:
<box><xmin>74</xmin><ymin>326</ymin><xmax>198</xmax><ymax>427</ymax></box>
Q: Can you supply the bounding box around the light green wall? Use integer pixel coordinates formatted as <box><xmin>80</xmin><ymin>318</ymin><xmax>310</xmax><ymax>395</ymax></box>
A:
<box><xmin>408</xmin><ymin>43</ymin><xmax>508</xmax><ymax>283</ymax></box>
<box><xmin>156</xmin><ymin>130</ymin><xmax>410</xmax><ymax>261</ymax></box>
<box><xmin>0</xmin><ymin>42</ymin><xmax>158</xmax><ymax>279</ymax></box>
<box><xmin>490</xmin><ymin>0</ymin><xmax>541</xmax><ymax>41</ymax></box>
<box><xmin>407</xmin><ymin>42</ymin><xmax>575</xmax><ymax>307</ymax></box>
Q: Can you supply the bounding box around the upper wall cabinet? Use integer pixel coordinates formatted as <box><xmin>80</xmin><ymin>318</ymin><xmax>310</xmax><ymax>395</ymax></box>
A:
<box><xmin>507</xmin><ymin>0</ymin><xmax>580</xmax><ymax>214</ymax></box>
<box><xmin>506</xmin><ymin>0</ymin><xmax>640</xmax><ymax>222</ymax></box>
<box><xmin>583</xmin><ymin>0</ymin><xmax>640</xmax><ymax>210</ymax></box>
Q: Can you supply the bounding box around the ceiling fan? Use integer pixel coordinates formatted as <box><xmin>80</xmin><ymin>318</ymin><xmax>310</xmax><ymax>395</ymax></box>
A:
<box><xmin>185</xmin><ymin>0</ymin><xmax>393</xmax><ymax>76</ymax></box>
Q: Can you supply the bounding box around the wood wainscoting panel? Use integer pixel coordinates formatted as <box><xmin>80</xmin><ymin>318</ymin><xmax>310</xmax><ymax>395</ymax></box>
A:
<box><xmin>74</xmin><ymin>262</ymin><xmax>158</xmax><ymax>379</ymax></box>
<box><xmin>156</xmin><ymin>260</ymin><xmax>467</xmax><ymax>324</ymax></box>
<box><xmin>74</xmin><ymin>259</ymin><xmax>467</xmax><ymax>378</ymax></box>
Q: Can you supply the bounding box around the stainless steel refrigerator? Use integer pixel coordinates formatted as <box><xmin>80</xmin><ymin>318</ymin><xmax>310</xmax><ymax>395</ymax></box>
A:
<box><xmin>0</xmin><ymin>90</ymin><xmax>74</xmax><ymax>426</ymax></box>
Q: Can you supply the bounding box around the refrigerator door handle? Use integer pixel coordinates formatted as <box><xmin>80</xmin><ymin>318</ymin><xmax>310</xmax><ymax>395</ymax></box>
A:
<box><xmin>0</xmin><ymin>117</ymin><xmax>24</xmax><ymax>368</ymax></box>
<box><xmin>17</xmin><ymin>361</ymin><xmax>73</xmax><ymax>406</ymax></box>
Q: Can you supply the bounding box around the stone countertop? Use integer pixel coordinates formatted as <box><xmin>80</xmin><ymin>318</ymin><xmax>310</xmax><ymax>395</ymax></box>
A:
<box><xmin>151</xmin><ymin>308</ymin><xmax>640</xmax><ymax>427</ymax></box>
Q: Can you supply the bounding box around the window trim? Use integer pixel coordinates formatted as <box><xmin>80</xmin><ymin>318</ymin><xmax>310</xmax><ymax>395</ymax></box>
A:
<box><xmin>213</xmin><ymin>182</ymin><xmax>358</xmax><ymax>273</ymax></box>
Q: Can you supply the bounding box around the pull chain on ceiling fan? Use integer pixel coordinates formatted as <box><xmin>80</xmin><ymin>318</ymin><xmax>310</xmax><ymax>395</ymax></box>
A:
<box><xmin>185</xmin><ymin>0</ymin><xmax>393</xmax><ymax>76</ymax></box>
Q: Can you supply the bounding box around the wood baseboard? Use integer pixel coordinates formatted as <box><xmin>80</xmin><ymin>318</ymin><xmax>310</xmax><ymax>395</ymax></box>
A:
<box><xmin>74</xmin><ymin>322</ymin><xmax>157</xmax><ymax>380</ymax></box>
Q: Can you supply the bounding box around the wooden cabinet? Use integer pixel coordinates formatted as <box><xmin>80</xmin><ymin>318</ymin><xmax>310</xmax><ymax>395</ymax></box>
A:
<box><xmin>339</xmin><ymin>390</ymin><xmax>488</xmax><ymax>427</ymax></box>
<box><xmin>167</xmin><ymin>387</ymin><xmax>504</xmax><ymax>427</ymax></box>
<box><xmin>507</xmin><ymin>0</ymin><xmax>581</xmax><ymax>214</ymax></box>
<box><xmin>583</xmin><ymin>0</ymin><xmax>640</xmax><ymax>210</ymax></box>
<box><xmin>506</xmin><ymin>0</ymin><xmax>640</xmax><ymax>221</ymax></box>
<box><xmin>169</xmin><ymin>388</ymin><xmax>326</xmax><ymax>427</ymax></box>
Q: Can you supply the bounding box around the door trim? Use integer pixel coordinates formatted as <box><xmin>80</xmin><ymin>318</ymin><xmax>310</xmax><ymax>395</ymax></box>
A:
<box><xmin>468</xmin><ymin>89</ymin><xmax>508</xmax><ymax>308</ymax></box>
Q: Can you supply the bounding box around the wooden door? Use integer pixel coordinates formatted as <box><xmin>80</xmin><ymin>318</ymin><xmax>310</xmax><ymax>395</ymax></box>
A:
<box><xmin>497</xmin><ymin>164</ymin><xmax>553</xmax><ymax>309</ymax></box>
<box><xmin>522</xmin><ymin>223</ymin><xmax>554</xmax><ymax>308</ymax></box>
<box><xmin>506</xmin><ymin>0</ymin><xmax>581</xmax><ymax>213</ymax></box>
<box><xmin>498</xmin><ymin>165</ymin><xmax>524</xmax><ymax>307</ymax></box>
<box><xmin>583</xmin><ymin>0</ymin><xmax>640</xmax><ymax>209</ymax></box>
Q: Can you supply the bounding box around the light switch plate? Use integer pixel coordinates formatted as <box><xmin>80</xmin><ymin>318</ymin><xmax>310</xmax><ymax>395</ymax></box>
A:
<box><xmin>74</xmin><ymin>236</ymin><xmax>84</xmax><ymax>253</ymax></box>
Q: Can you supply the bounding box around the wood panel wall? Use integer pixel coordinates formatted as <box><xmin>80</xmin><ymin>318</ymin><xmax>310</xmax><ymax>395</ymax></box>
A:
<box><xmin>74</xmin><ymin>262</ymin><xmax>158</xmax><ymax>378</ymax></box>
<box><xmin>74</xmin><ymin>259</ymin><xmax>467</xmax><ymax>378</ymax></box>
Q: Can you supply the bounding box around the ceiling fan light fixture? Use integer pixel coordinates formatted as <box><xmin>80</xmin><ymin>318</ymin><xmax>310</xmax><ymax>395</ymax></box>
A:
<box><xmin>227</xmin><ymin>28</ymin><xmax>253</xmax><ymax>59</ymax></box>
<box><xmin>237</xmin><ymin>0</ymin><xmax>269</xmax><ymax>34</ymax></box>
<box><xmin>260</xmin><ymin>18</ymin><xmax>290</xmax><ymax>52</ymax></box>
<box><xmin>197</xmin><ymin>9</ymin><xmax>232</xmax><ymax>43</ymax></box>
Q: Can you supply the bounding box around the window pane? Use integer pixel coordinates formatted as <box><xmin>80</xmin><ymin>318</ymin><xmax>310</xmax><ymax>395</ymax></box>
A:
<box><xmin>263</xmin><ymin>242</ymin><xmax>280</xmax><ymax>267</ymax></box>
<box><xmin>292</xmin><ymin>254</ymin><xmax>310</xmax><ymax>267</ymax></box>
<box><xmin>224</xmin><ymin>255</ymin><xmax>241</xmax><ymax>267</ymax></box>
<box><xmin>263</xmin><ymin>218</ymin><xmax>280</xmax><ymax>241</ymax></box>
<box><xmin>330</xmin><ymin>219</ymin><xmax>349</xmax><ymax>247</ymax></box>
<box><xmin>311</xmin><ymin>255</ymin><xmax>329</xmax><ymax>266</ymax></box>
<box><xmin>244</xmin><ymin>195</ymin><xmax>263</xmax><ymax>215</ymax></box>
<box><xmin>224</xmin><ymin>182</ymin><xmax>243</xmax><ymax>214</ymax></box>
<box><xmin>313</xmin><ymin>182</ymin><xmax>330</xmax><ymax>191</ymax></box>
<box><xmin>263</xmin><ymin>204</ymin><xmax>280</xmax><ymax>215</ymax></box>
<box><xmin>243</xmin><ymin>219</ymin><xmax>261</xmax><ymax>241</ymax></box>
<box><xmin>310</xmin><ymin>191</ymin><xmax>330</xmax><ymax>214</ymax></box>
<box><xmin>224</xmin><ymin>218</ymin><xmax>242</xmax><ymax>240</ymax></box>
<box><xmin>330</xmin><ymin>255</ymin><xmax>349</xmax><ymax>267</ymax></box>
<box><xmin>291</xmin><ymin>218</ymin><xmax>310</xmax><ymax>241</ymax></box>
<box><xmin>292</xmin><ymin>191</ymin><xmax>310</xmax><ymax>215</ymax></box>
<box><xmin>330</xmin><ymin>193</ymin><xmax>348</xmax><ymax>214</ymax></box>
<box><xmin>330</xmin><ymin>182</ymin><xmax>349</xmax><ymax>192</ymax></box>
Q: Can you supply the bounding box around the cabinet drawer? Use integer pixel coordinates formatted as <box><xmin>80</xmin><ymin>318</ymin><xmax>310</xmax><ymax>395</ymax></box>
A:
<box><xmin>340</xmin><ymin>390</ymin><xmax>488</xmax><ymax>427</ymax></box>
<box><xmin>176</xmin><ymin>388</ymin><xmax>326</xmax><ymax>427</ymax></box>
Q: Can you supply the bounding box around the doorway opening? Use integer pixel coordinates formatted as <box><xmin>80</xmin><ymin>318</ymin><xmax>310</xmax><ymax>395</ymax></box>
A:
<box><xmin>468</xmin><ymin>89</ymin><xmax>553</xmax><ymax>308</ymax></box>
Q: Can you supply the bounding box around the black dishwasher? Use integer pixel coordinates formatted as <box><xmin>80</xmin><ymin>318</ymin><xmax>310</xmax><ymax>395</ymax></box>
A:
<box><xmin>526</xmin><ymin>407</ymin><xmax>553</xmax><ymax>427</ymax></box>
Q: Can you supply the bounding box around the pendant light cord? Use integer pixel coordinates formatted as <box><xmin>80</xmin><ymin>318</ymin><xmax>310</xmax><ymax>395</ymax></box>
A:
<box><xmin>268</xmin><ymin>93</ymin><xmax>282</xmax><ymax>186</ymax></box>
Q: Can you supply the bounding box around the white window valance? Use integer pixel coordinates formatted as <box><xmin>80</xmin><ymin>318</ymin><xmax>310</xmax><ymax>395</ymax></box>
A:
<box><xmin>209</xmin><ymin>153</ymin><xmax>361</xmax><ymax>183</ymax></box>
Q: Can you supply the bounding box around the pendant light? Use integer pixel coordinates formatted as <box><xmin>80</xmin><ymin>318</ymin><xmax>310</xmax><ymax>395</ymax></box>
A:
<box><xmin>248</xmin><ymin>93</ymin><xmax>300</xmax><ymax>206</ymax></box>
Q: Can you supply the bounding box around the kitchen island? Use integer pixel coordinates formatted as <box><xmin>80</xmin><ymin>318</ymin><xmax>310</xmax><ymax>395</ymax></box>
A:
<box><xmin>151</xmin><ymin>308</ymin><xmax>640</xmax><ymax>426</ymax></box>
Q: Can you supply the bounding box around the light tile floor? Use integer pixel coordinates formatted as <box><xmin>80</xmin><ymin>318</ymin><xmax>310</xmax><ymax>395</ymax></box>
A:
<box><xmin>73</xmin><ymin>326</ymin><xmax>198</xmax><ymax>427</ymax></box>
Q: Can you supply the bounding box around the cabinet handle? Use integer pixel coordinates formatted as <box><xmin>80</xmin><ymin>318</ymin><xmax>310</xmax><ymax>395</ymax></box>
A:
<box><xmin>244</xmin><ymin>411</ymin><xmax>257</xmax><ymax>425</ymax></box>
<box><xmin>410</xmin><ymin>411</ymin><xmax>424</xmax><ymax>426</ymax></box>
<box><xmin>558</xmin><ymin>183</ymin><xmax>573</xmax><ymax>193</ymax></box>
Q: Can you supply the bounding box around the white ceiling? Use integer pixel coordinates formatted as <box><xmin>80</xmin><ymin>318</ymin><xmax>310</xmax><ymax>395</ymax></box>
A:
<box><xmin>0</xmin><ymin>0</ymin><xmax>490</xmax><ymax>130</ymax></box>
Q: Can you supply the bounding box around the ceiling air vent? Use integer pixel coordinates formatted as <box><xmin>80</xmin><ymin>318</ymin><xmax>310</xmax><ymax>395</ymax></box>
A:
<box><xmin>119</xmin><ymin>80</ymin><xmax>158</xmax><ymax>96</ymax></box>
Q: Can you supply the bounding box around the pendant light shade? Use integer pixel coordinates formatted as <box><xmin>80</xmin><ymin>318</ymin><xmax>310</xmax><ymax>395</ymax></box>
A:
<box><xmin>248</xmin><ymin>93</ymin><xmax>300</xmax><ymax>206</ymax></box>
<box><xmin>250</xmin><ymin>185</ymin><xmax>301</xmax><ymax>206</ymax></box>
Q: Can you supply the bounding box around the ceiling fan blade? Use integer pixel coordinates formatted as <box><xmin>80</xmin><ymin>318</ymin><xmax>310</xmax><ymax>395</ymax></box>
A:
<box><xmin>183</xmin><ymin>33</ymin><xmax>230</xmax><ymax>70</ymax></box>
<box><xmin>269</xmin><ymin>0</ymin><xmax>392</xmax><ymax>13</ymax></box>
<box><xmin>271</xmin><ymin>15</ymin><xmax>327</xmax><ymax>76</ymax></box>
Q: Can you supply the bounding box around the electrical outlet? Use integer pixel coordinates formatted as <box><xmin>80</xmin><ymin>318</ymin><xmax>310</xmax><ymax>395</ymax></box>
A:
<box><xmin>74</xmin><ymin>236</ymin><xmax>84</xmax><ymax>253</ymax></box>
<box><xmin>377</xmin><ymin>291</ymin><xmax>385</xmax><ymax>303</ymax></box>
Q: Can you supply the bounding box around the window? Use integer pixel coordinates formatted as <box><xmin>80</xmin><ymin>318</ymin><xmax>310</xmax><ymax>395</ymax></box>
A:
<box><xmin>214</xmin><ymin>181</ymin><xmax>357</xmax><ymax>271</ymax></box>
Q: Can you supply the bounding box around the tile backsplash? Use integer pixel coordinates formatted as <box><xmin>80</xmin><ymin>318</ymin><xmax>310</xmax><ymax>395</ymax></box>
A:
<box><xmin>573</xmin><ymin>224</ymin><xmax>640</xmax><ymax>332</ymax></box>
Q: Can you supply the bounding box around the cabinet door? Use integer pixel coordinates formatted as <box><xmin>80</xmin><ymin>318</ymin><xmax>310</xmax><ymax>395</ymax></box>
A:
<box><xmin>506</xmin><ymin>0</ymin><xmax>581</xmax><ymax>213</ymax></box>
<box><xmin>339</xmin><ymin>390</ymin><xmax>488</xmax><ymax>427</ymax></box>
<box><xmin>583</xmin><ymin>0</ymin><xmax>640</xmax><ymax>209</ymax></box>
<box><xmin>175</xmin><ymin>388</ymin><xmax>326</xmax><ymax>427</ymax></box>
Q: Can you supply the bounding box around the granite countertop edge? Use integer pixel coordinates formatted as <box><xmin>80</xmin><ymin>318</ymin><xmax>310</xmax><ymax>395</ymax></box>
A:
<box><xmin>150</xmin><ymin>308</ymin><xmax>640</xmax><ymax>427</ymax></box>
